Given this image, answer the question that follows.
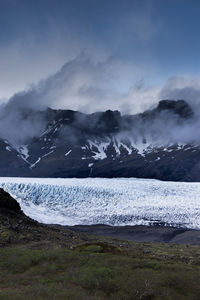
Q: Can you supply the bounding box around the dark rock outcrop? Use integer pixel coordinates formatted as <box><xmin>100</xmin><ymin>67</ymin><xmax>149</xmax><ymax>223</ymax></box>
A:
<box><xmin>0</xmin><ymin>188</ymin><xmax>22</xmax><ymax>214</ymax></box>
<box><xmin>0</xmin><ymin>189</ymin><xmax>81</xmax><ymax>247</ymax></box>
<box><xmin>156</xmin><ymin>99</ymin><xmax>193</xmax><ymax>118</ymax></box>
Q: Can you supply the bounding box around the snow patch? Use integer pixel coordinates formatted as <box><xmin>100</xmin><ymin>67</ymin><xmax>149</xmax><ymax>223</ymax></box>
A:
<box><xmin>30</xmin><ymin>157</ymin><xmax>41</xmax><ymax>169</ymax></box>
<box><xmin>42</xmin><ymin>150</ymin><xmax>54</xmax><ymax>158</ymax></box>
<box><xmin>120</xmin><ymin>142</ymin><xmax>132</xmax><ymax>155</ymax></box>
<box><xmin>88</xmin><ymin>139</ymin><xmax>110</xmax><ymax>160</ymax></box>
<box><xmin>65</xmin><ymin>150</ymin><xmax>72</xmax><ymax>157</ymax></box>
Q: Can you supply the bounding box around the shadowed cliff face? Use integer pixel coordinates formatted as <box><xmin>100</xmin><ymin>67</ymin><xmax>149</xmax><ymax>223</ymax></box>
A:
<box><xmin>156</xmin><ymin>100</ymin><xmax>193</xmax><ymax>118</ymax></box>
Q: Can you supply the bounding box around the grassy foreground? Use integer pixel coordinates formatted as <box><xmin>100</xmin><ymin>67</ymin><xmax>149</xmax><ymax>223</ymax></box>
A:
<box><xmin>0</xmin><ymin>189</ymin><xmax>200</xmax><ymax>299</ymax></box>
<box><xmin>0</xmin><ymin>241</ymin><xmax>200</xmax><ymax>300</ymax></box>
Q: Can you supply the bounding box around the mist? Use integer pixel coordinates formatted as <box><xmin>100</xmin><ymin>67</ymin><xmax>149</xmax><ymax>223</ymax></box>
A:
<box><xmin>1</xmin><ymin>54</ymin><xmax>200</xmax><ymax>147</ymax></box>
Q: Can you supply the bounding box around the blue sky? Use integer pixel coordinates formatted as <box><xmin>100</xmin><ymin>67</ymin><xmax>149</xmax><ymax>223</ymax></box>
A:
<box><xmin>1</xmin><ymin>0</ymin><xmax>200</xmax><ymax>112</ymax></box>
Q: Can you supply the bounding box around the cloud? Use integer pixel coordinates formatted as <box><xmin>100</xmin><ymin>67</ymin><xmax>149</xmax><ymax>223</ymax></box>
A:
<box><xmin>116</xmin><ymin>2</ymin><xmax>159</xmax><ymax>45</ymax></box>
<box><xmin>4</xmin><ymin>55</ymin><xmax>200</xmax><ymax>117</ymax></box>
<box><xmin>0</xmin><ymin>54</ymin><xmax>133</xmax><ymax>145</ymax></box>
<box><xmin>0</xmin><ymin>23</ymin><xmax>110</xmax><ymax>101</ymax></box>
<box><xmin>159</xmin><ymin>76</ymin><xmax>200</xmax><ymax>111</ymax></box>
<box><xmin>3</xmin><ymin>53</ymin><xmax>148</xmax><ymax>113</ymax></box>
<box><xmin>0</xmin><ymin>36</ymin><xmax>103</xmax><ymax>101</ymax></box>
<box><xmin>2</xmin><ymin>53</ymin><xmax>200</xmax><ymax>146</ymax></box>
<box><xmin>123</xmin><ymin>75</ymin><xmax>200</xmax><ymax>115</ymax></box>
<box><xmin>0</xmin><ymin>0</ymin><xmax>161</xmax><ymax>102</ymax></box>
<box><xmin>120</xmin><ymin>80</ymin><xmax>160</xmax><ymax>114</ymax></box>
<box><xmin>1</xmin><ymin>1</ymin><xmax>200</xmax><ymax>147</ymax></box>
<box><xmin>0</xmin><ymin>103</ymin><xmax>46</xmax><ymax>146</ymax></box>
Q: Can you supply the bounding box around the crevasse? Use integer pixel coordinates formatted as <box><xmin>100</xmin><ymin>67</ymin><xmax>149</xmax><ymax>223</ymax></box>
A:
<box><xmin>0</xmin><ymin>177</ymin><xmax>199</xmax><ymax>229</ymax></box>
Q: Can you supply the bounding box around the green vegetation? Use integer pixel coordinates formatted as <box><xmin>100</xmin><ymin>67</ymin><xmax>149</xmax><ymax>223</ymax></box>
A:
<box><xmin>0</xmin><ymin>241</ymin><xmax>199</xmax><ymax>300</ymax></box>
<box><xmin>0</xmin><ymin>190</ymin><xmax>199</xmax><ymax>299</ymax></box>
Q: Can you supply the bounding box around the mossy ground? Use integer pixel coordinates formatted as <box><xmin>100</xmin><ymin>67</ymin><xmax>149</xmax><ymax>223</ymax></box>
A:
<box><xmin>0</xmin><ymin>193</ymin><xmax>200</xmax><ymax>300</ymax></box>
<box><xmin>0</xmin><ymin>240</ymin><xmax>199</xmax><ymax>300</ymax></box>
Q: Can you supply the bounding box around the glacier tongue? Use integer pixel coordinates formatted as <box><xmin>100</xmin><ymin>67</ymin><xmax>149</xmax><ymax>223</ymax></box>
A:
<box><xmin>0</xmin><ymin>177</ymin><xmax>200</xmax><ymax>229</ymax></box>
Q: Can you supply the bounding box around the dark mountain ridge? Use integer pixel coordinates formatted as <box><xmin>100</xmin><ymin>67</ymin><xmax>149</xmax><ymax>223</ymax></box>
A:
<box><xmin>1</xmin><ymin>99</ymin><xmax>200</xmax><ymax>181</ymax></box>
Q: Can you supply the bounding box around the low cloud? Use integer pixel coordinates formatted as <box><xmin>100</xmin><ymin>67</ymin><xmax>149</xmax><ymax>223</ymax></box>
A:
<box><xmin>1</xmin><ymin>55</ymin><xmax>200</xmax><ymax>146</ymax></box>
<box><xmin>159</xmin><ymin>76</ymin><xmax>200</xmax><ymax>114</ymax></box>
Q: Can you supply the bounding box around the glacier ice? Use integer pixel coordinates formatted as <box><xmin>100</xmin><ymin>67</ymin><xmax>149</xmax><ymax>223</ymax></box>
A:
<box><xmin>0</xmin><ymin>177</ymin><xmax>200</xmax><ymax>229</ymax></box>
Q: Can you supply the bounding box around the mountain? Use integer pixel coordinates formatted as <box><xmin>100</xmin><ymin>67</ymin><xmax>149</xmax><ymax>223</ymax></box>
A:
<box><xmin>1</xmin><ymin>99</ymin><xmax>200</xmax><ymax>181</ymax></box>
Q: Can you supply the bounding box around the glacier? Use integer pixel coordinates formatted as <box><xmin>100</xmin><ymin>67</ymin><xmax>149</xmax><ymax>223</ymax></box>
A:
<box><xmin>0</xmin><ymin>177</ymin><xmax>200</xmax><ymax>229</ymax></box>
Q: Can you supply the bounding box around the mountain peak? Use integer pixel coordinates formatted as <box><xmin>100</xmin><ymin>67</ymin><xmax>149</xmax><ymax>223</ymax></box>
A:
<box><xmin>157</xmin><ymin>99</ymin><xmax>193</xmax><ymax>118</ymax></box>
<box><xmin>1</xmin><ymin>99</ymin><xmax>200</xmax><ymax>181</ymax></box>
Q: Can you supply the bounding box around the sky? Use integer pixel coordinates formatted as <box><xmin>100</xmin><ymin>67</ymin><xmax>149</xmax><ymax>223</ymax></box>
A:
<box><xmin>1</xmin><ymin>0</ymin><xmax>200</xmax><ymax>113</ymax></box>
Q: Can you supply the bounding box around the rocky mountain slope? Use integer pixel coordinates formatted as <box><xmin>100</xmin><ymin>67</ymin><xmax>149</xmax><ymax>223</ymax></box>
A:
<box><xmin>1</xmin><ymin>99</ymin><xmax>200</xmax><ymax>181</ymax></box>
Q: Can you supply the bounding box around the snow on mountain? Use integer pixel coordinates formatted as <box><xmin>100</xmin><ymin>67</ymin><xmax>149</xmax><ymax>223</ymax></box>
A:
<box><xmin>17</xmin><ymin>145</ymin><xmax>30</xmax><ymax>162</ymax></box>
<box><xmin>0</xmin><ymin>177</ymin><xmax>199</xmax><ymax>229</ymax></box>
<box><xmin>1</xmin><ymin>100</ymin><xmax>200</xmax><ymax>181</ymax></box>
